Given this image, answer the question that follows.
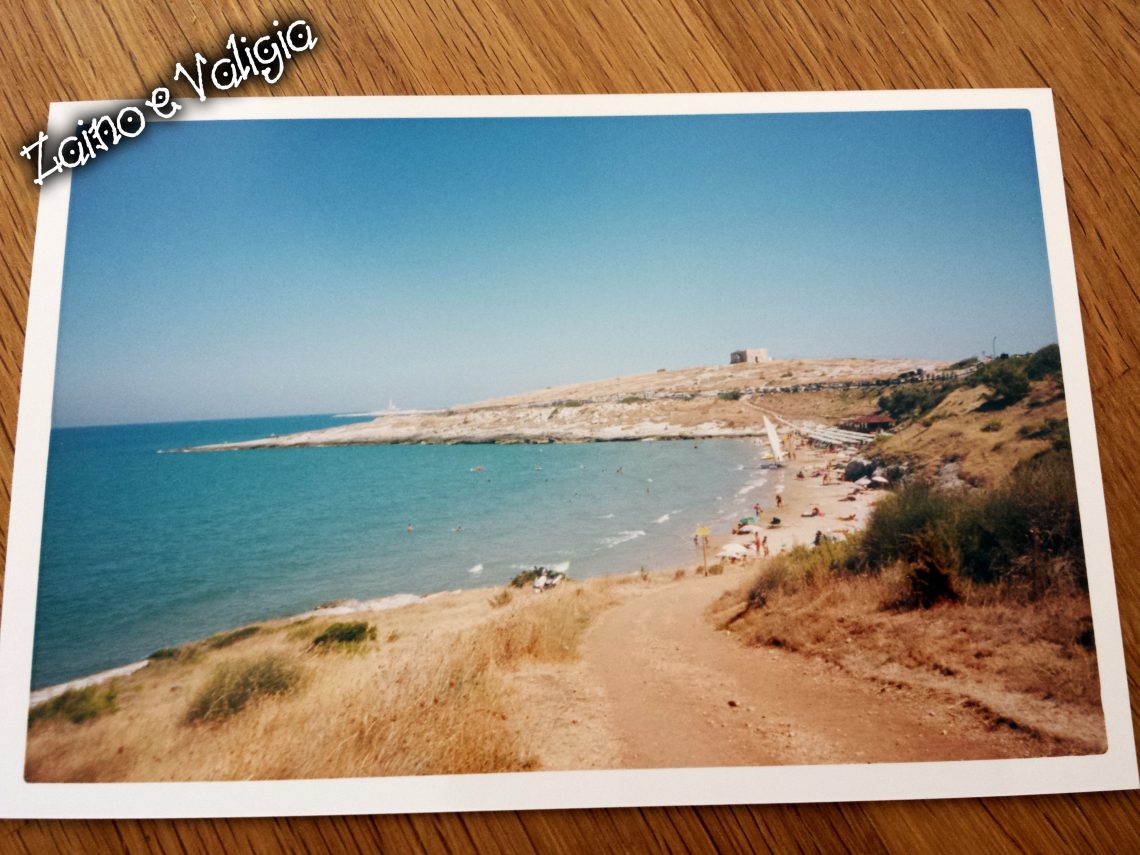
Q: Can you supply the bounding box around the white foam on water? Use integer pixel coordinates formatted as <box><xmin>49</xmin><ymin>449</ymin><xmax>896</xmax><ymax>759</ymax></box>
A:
<box><xmin>603</xmin><ymin>530</ymin><xmax>646</xmax><ymax>548</ymax></box>
<box><xmin>299</xmin><ymin>592</ymin><xmax>423</xmax><ymax>618</ymax></box>
<box><xmin>468</xmin><ymin>563</ymin><xmax>484</xmax><ymax>575</ymax></box>
<box><xmin>655</xmin><ymin>513</ymin><xmax>671</xmax><ymax>524</ymax></box>
<box><xmin>30</xmin><ymin>660</ymin><xmax>151</xmax><ymax>707</ymax></box>
<box><xmin>598</xmin><ymin>513</ymin><xmax>615</xmax><ymax>519</ymax></box>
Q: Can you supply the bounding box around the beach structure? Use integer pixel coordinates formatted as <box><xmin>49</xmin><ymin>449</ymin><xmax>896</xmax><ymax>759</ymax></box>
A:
<box><xmin>839</xmin><ymin>413</ymin><xmax>897</xmax><ymax>433</ymax></box>
<box><xmin>800</xmin><ymin>423</ymin><xmax>877</xmax><ymax>447</ymax></box>
<box><xmin>730</xmin><ymin>348</ymin><xmax>770</xmax><ymax>364</ymax></box>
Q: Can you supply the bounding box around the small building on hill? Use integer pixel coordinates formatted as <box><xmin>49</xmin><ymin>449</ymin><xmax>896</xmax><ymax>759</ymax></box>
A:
<box><xmin>840</xmin><ymin>413</ymin><xmax>897</xmax><ymax>434</ymax></box>
<box><xmin>730</xmin><ymin>348</ymin><xmax>770</xmax><ymax>364</ymax></box>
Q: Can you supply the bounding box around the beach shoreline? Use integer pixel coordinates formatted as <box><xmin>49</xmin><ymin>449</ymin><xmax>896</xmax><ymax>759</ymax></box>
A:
<box><xmin>29</xmin><ymin>441</ymin><xmax>876</xmax><ymax>707</ymax></box>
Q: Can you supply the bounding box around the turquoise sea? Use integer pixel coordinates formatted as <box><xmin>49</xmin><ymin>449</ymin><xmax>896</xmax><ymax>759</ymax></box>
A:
<box><xmin>32</xmin><ymin>415</ymin><xmax>779</xmax><ymax>688</ymax></box>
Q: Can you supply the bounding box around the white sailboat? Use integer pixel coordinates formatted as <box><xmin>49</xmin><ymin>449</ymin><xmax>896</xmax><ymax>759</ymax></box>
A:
<box><xmin>761</xmin><ymin>416</ymin><xmax>786</xmax><ymax>468</ymax></box>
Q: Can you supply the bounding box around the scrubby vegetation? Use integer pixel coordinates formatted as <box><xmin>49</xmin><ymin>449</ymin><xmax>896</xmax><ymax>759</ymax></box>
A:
<box><xmin>877</xmin><ymin>344</ymin><xmax>1062</xmax><ymax>424</ymax></box>
<box><xmin>509</xmin><ymin>566</ymin><xmax>569</xmax><ymax>588</ymax></box>
<box><xmin>971</xmin><ymin>359</ymin><xmax>1030</xmax><ymax>405</ymax></box>
<box><xmin>720</xmin><ymin>445</ymin><xmax>1100</xmax><ymax>729</ymax></box>
<box><xmin>207</xmin><ymin>625</ymin><xmax>261</xmax><ymax>649</ymax></box>
<box><xmin>29</xmin><ymin>684</ymin><xmax>118</xmax><ymax>726</ymax></box>
<box><xmin>717</xmin><ymin>389</ymin><xmax>743</xmax><ymax>401</ymax></box>
<box><xmin>488</xmin><ymin>589</ymin><xmax>513</xmax><ymax>608</ymax></box>
<box><xmin>878</xmin><ymin>384</ymin><xmax>954</xmax><ymax>421</ymax></box>
<box><xmin>311</xmin><ymin>621</ymin><xmax>376</xmax><ymax>649</ymax></box>
<box><xmin>186</xmin><ymin>656</ymin><xmax>301</xmax><ymax>723</ymax></box>
<box><xmin>739</xmin><ymin>446</ymin><xmax>1084</xmax><ymax>622</ymax></box>
<box><xmin>1026</xmin><ymin>343</ymin><xmax>1062</xmax><ymax>380</ymax></box>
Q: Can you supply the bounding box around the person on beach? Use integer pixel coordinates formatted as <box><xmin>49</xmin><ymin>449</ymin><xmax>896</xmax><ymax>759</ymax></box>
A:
<box><xmin>753</xmin><ymin>502</ymin><xmax>763</xmax><ymax>518</ymax></box>
<box><xmin>762</xmin><ymin>536</ymin><xmax>769</xmax><ymax>557</ymax></box>
<box><xmin>776</xmin><ymin>493</ymin><xmax>783</xmax><ymax>509</ymax></box>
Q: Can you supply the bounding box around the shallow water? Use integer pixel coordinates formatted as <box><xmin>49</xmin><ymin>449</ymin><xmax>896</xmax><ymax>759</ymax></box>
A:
<box><xmin>31</xmin><ymin>415</ymin><xmax>780</xmax><ymax>687</ymax></box>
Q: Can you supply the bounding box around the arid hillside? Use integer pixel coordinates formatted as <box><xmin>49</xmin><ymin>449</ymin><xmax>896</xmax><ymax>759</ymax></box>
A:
<box><xmin>184</xmin><ymin>358</ymin><xmax>936</xmax><ymax>450</ymax></box>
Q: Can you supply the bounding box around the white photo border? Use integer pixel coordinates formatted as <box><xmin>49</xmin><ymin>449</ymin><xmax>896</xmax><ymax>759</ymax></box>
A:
<box><xmin>1</xmin><ymin>90</ymin><xmax>1136</xmax><ymax>818</ymax></box>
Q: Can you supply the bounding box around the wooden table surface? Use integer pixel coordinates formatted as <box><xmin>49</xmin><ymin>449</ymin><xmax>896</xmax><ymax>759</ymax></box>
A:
<box><xmin>1</xmin><ymin>1</ymin><xmax>1137</xmax><ymax>850</ymax></box>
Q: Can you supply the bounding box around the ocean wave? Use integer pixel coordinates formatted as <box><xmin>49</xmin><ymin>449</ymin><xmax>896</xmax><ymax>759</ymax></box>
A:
<box><xmin>301</xmin><ymin>593</ymin><xmax>423</xmax><ymax>618</ymax></box>
<box><xmin>734</xmin><ymin>478</ymin><xmax>770</xmax><ymax>499</ymax></box>
<box><xmin>655</xmin><ymin>513</ymin><xmax>671</xmax><ymax>524</ymax></box>
<box><xmin>603</xmin><ymin>530</ymin><xmax>646</xmax><ymax>548</ymax></box>
<box><xmin>467</xmin><ymin>563</ymin><xmax>483</xmax><ymax>575</ymax></box>
<box><xmin>598</xmin><ymin>513</ymin><xmax>615</xmax><ymax>519</ymax></box>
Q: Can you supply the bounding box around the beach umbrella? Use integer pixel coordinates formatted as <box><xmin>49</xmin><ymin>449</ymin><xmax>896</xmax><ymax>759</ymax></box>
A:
<box><xmin>871</xmin><ymin>475</ymin><xmax>890</xmax><ymax>485</ymax></box>
<box><xmin>854</xmin><ymin>476</ymin><xmax>872</xmax><ymax>487</ymax></box>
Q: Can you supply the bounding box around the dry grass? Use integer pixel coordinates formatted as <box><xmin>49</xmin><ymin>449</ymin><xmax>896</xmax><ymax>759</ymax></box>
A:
<box><xmin>470</xmin><ymin>583</ymin><xmax>618</xmax><ymax>668</ymax></box>
<box><xmin>713</xmin><ymin>564</ymin><xmax>1104</xmax><ymax>749</ymax></box>
<box><xmin>25</xmin><ymin>580</ymin><xmax>618</xmax><ymax>782</ymax></box>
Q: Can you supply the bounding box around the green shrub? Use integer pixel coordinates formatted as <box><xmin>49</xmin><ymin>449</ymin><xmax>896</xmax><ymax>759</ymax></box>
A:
<box><xmin>878</xmin><ymin>385</ymin><xmax>952</xmax><ymax>421</ymax></box>
<box><xmin>957</xmin><ymin>449</ymin><xmax>1083</xmax><ymax>588</ymax></box>
<box><xmin>619</xmin><ymin>395</ymin><xmax>646</xmax><ymax>404</ymax></box>
<box><xmin>311</xmin><ymin>621</ymin><xmax>375</xmax><ymax>648</ymax></box>
<box><xmin>186</xmin><ymin>656</ymin><xmax>300</xmax><ymax>722</ymax></box>
<box><xmin>972</xmin><ymin>359</ymin><xmax>1030</xmax><ymax>405</ymax></box>
<box><xmin>706</xmin><ymin>563</ymin><xmax>724</xmax><ymax>576</ymax></box>
<box><xmin>980</xmin><ymin>420</ymin><xmax>1002</xmax><ymax>433</ymax></box>
<box><xmin>1026</xmin><ymin>343</ymin><xmax>1062</xmax><ymax>380</ymax></box>
<box><xmin>207</xmin><ymin>625</ymin><xmax>261</xmax><ymax>649</ymax></box>
<box><xmin>29</xmin><ymin>684</ymin><xmax>117</xmax><ymax>725</ymax></box>
<box><xmin>857</xmin><ymin>483</ymin><xmax>962</xmax><ymax>572</ymax></box>
<box><xmin>717</xmin><ymin>390</ymin><xmax>743</xmax><ymax>401</ymax></box>
<box><xmin>1018</xmin><ymin>418</ymin><xmax>1070</xmax><ymax>450</ymax></box>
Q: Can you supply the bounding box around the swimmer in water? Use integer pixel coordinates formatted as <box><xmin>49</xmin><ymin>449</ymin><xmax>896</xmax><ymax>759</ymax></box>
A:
<box><xmin>407</xmin><ymin>523</ymin><xmax>414</xmax><ymax>533</ymax></box>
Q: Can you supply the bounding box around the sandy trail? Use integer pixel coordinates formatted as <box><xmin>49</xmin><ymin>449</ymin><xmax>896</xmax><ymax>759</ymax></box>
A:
<box><xmin>513</xmin><ymin>571</ymin><xmax>1047</xmax><ymax>771</ymax></box>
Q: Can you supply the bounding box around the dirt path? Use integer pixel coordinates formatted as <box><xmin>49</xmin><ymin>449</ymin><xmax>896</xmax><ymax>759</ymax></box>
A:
<box><xmin>510</xmin><ymin>573</ymin><xmax>1052</xmax><ymax>771</ymax></box>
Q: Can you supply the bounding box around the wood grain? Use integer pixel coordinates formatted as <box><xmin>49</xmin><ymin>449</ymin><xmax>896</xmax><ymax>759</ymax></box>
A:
<box><xmin>1</xmin><ymin>0</ymin><xmax>1137</xmax><ymax>849</ymax></box>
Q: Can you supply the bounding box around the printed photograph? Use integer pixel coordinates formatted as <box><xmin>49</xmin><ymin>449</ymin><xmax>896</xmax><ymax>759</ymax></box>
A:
<box><xmin>24</xmin><ymin>107</ymin><xmax>1106</xmax><ymax>782</ymax></box>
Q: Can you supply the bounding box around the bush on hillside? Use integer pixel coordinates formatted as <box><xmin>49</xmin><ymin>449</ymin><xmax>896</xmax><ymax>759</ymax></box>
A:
<box><xmin>186</xmin><ymin>656</ymin><xmax>300</xmax><ymax>722</ymax></box>
<box><xmin>971</xmin><ymin>358</ymin><xmax>1030</xmax><ymax>406</ymax></box>
<box><xmin>957</xmin><ymin>449</ymin><xmax>1083</xmax><ymax>588</ymax></box>
<box><xmin>29</xmin><ymin>684</ymin><xmax>118</xmax><ymax>726</ymax></box>
<box><xmin>877</xmin><ymin>384</ymin><xmax>953</xmax><ymax>421</ymax></box>
<box><xmin>1026</xmin><ymin>343</ymin><xmax>1062</xmax><ymax>380</ymax></box>
<box><xmin>312</xmin><ymin>622</ymin><xmax>375</xmax><ymax>648</ymax></box>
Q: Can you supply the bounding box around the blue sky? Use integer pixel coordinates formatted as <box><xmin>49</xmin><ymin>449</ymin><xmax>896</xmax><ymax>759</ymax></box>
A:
<box><xmin>53</xmin><ymin>109</ymin><xmax>1057</xmax><ymax>426</ymax></box>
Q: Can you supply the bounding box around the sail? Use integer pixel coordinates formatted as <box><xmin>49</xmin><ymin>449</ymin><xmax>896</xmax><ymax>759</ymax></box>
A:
<box><xmin>763</xmin><ymin>416</ymin><xmax>785</xmax><ymax>463</ymax></box>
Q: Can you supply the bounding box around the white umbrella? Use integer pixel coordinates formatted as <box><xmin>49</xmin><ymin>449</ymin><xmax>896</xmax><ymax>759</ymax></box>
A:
<box><xmin>854</xmin><ymin>476</ymin><xmax>872</xmax><ymax>487</ymax></box>
<box><xmin>871</xmin><ymin>475</ymin><xmax>890</xmax><ymax>485</ymax></box>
